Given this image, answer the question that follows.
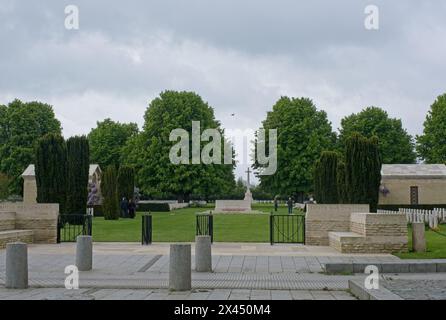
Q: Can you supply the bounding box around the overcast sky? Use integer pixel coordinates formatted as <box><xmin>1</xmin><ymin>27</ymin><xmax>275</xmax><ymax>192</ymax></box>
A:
<box><xmin>1</xmin><ymin>1</ymin><xmax>445</xmax><ymax>181</ymax></box>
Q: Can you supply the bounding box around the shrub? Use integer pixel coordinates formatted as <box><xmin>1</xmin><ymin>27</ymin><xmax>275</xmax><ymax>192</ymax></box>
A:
<box><xmin>345</xmin><ymin>133</ymin><xmax>381</xmax><ymax>212</ymax></box>
<box><xmin>0</xmin><ymin>173</ymin><xmax>11</xmax><ymax>200</ymax></box>
<box><xmin>314</xmin><ymin>151</ymin><xmax>339</xmax><ymax>204</ymax></box>
<box><xmin>35</xmin><ymin>134</ymin><xmax>68</xmax><ymax>213</ymax></box>
<box><xmin>101</xmin><ymin>166</ymin><xmax>120</xmax><ymax>220</ymax></box>
<box><xmin>117</xmin><ymin>166</ymin><xmax>135</xmax><ymax>200</ymax></box>
<box><xmin>66</xmin><ymin>136</ymin><xmax>90</xmax><ymax>215</ymax></box>
<box><xmin>337</xmin><ymin>161</ymin><xmax>348</xmax><ymax>203</ymax></box>
<box><xmin>137</xmin><ymin>202</ymin><xmax>171</xmax><ymax>212</ymax></box>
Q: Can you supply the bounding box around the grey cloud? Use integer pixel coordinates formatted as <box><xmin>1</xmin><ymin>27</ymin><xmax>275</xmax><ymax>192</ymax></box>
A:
<box><xmin>1</xmin><ymin>0</ymin><xmax>445</xmax><ymax>180</ymax></box>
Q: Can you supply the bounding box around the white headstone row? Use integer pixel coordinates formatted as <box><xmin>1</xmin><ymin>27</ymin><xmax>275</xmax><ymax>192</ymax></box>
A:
<box><xmin>376</xmin><ymin>208</ymin><xmax>446</xmax><ymax>229</ymax></box>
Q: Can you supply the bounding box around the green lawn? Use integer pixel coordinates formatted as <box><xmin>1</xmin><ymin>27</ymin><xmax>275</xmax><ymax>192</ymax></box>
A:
<box><xmin>92</xmin><ymin>204</ymin><xmax>299</xmax><ymax>242</ymax></box>
<box><xmin>395</xmin><ymin>224</ymin><xmax>446</xmax><ymax>259</ymax></box>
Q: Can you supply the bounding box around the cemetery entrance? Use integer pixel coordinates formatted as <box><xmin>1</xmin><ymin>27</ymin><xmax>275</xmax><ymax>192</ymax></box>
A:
<box><xmin>57</xmin><ymin>214</ymin><xmax>92</xmax><ymax>243</ymax></box>
<box><xmin>269</xmin><ymin>214</ymin><xmax>305</xmax><ymax>244</ymax></box>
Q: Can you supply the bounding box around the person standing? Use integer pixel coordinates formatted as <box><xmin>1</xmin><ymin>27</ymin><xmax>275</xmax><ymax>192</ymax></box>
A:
<box><xmin>128</xmin><ymin>199</ymin><xmax>136</xmax><ymax>219</ymax></box>
<box><xmin>274</xmin><ymin>196</ymin><xmax>279</xmax><ymax>212</ymax></box>
<box><xmin>287</xmin><ymin>197</ymin><xmax>293</xmax><ymax>214</ymax></box>
<box><xmin>120</xmin><ymin>197</ymin><xmax>129</xmax><ymax>218</ymax></box>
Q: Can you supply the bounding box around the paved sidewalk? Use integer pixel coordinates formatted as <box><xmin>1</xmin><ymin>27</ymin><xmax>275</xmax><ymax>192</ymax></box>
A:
<box><xmin>0</xmin><ymin>287</ymin><xmax>356</xmax><ymax>300</ymax></box>
<box><xmin>0</xmin><ymin>243</ymin><xmax>400</xmax><ymax>276</ymax></box>
<box><xmin>0</xmin><ymin>243</ymin><xmax>443</xmax><ymax>300</ymax></box>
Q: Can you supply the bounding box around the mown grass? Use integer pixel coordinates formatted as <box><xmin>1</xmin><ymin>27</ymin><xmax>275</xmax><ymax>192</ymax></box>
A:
<box><xmin>92</xmin><ymin>204</ymin><xmax>300</xmax><ymax>242</ymax></box>
<box><xmin>395</xmin><ymin>224</ymin><xmax>446</xmax><ymax>259</ymax></box>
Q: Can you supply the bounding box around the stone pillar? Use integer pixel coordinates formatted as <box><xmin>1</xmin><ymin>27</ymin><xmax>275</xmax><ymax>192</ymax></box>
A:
<box><xmin>76</xmin><ymin>236</ymin><xmax>93</xmax><ymax>271</ymax></box>
<box><xmin>195</xmin><ymin>236</ymin><xmax>212</xmax><ymax>272</ymax></box>
<box><xmin>412</xmin><ymin>222</ymin><xmax>426</xmax><ymax>253</ymax></box>
<box><xmin>6</xmin><ymin>242</ymin><xmax>28</xmax><ymax>289</ymax></box>
<box><xmin>169</xmin><ymin>244</ymin><xmax>191</xmax><ymax>291</ymax></box>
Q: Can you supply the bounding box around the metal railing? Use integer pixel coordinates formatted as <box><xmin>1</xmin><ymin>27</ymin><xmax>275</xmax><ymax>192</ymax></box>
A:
<box><xmin>57</xmin><ymin>214</ymin><xmax>92</xmax><ymax>243</ymax></box>
<box><xmin>270</xmin><ymin>214</ymin><xmax>305</xmax><ymax>245</ymax></box>
<box><xmin>196</xmin><ymin>213</ymin><xmax>213</xmax><ymax>243</ymax></box>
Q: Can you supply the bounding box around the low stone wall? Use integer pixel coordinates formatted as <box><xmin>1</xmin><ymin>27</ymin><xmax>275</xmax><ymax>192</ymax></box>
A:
<box><xmin>0</xmin><ymin>212</ymin><xmax>16</xmax><ymax>231</ymax></box>
<box><xmin>214</xmin><ymin>200</ymin><xmax>252</xmax><ymax>213</ymax></box>
<box><xmin>0</xmin><ymin>230</ymin><xmax>33</xmax><ymax>249</ymax></box>
<box><xmin>350</xmin><ymin>213</ymin><xmax>408</xmax><ymax>237</ymax></box>
<box><xmin>168</xmin><ymin>203</ymin><xmax>190</xmax><ymax>210</ymax></box>
<box><xmin>305</xmin><ymin>204</ymin><xmax>370</xmax><ymax>246</ymax></box>
<box><xmin>329</xmin><ymin>213</ymin><xmax>408</xmax><ymax>253</ymax></box>
<box><xmin>0</xmin><ymin>203</ymin><xmax>59</xmax><ymax>244</ymax></box>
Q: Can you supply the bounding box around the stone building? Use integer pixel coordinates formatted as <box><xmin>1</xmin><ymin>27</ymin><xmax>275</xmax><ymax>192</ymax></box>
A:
<box><xmin>379</xmin><ymin>164</ymin><xmax>446</xmax><ymax>206</ymax></box>
<box><xmin>21</xmin><ymin>164</ymin><xmax>102</xmax><ymax>204</ymax></box>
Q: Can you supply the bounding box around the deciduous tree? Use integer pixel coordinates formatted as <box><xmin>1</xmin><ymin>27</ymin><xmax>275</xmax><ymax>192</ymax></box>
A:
<box><xmin>254</xmin><ymin>97</ymin><xmax>336</xmax><ymax>199</ymax></box>
<box><xmin>0</xmin><ymin>100</ymin><xmax>61</xmax><ymax>194</ymax></box>
<box><xmin>339</xmin><ymin>107</ymin><xmax>415</xmax><ymax>164</ymax></box>
<box><xmin>417</xmin><ymin>94</ymin><xmax>446</xmax><ymax>163</ymax></box>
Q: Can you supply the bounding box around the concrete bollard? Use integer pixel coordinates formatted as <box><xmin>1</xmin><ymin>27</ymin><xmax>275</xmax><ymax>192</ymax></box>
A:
<box><xmin>76</xmin><ymin>235</ymin><xmax>93</xmax><ymax>271</ymax></box>
<box><xmin>412</xmin><ymin>222</ymin><xmax>426</xmax><ymax>253</ymax></box>
<box><xmin>169</xmin><ymin>244</ymin><xmax>191</xmax><ymax>291</ymax></box>
<box><xmin>195</xmin><ymin>236</ymin><xmax>212</xmax><ymax>272</ymax></box>
<box><xmin>6</xmin><ymin>242</ymin><xmax>28</xmax><ymax>289</ymax></box>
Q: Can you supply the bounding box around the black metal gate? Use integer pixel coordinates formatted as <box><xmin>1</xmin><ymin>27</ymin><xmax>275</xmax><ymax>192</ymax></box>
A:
<box><xmin>57</xmin><ymin>214</ymin><xmax>92</xmax><ymax>243</ymax></box>
<box><xmin>270</xmin><ymin>214</ymin><xmax>305</xmax><ymax>245</ymax></box>
<box><xmin>196</xmin><ymin>213</ymin><xmax>213</xmax><ymax>243</ymax></box>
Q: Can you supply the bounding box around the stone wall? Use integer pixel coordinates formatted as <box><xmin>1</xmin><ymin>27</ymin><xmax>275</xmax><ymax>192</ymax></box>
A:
<box><xmin>0</xmin><ymin>203</ymin><xmax>59</xmax><ymax>244</ymax></box>
<box><xmin>214</xmin><ymin>200</ymin><xmax>252</xmax><ymax>213</ymax></box>
<box><xmin>0</xmin><ymin>230</ymin><xmax>33</xmax><ymax>249</ymax></box>
<box><xmin>305</xmin><ymin>204</ymin><xmax>370</xmax><ymax>246</ymax></box>
<box><xmin>0</xmin><ymin>212</ymin><xmax>16</xmax><ymax>231</ymax></box>
<box><xmin>379</xmin><ymin>178</ymin><xmax>446</xmax><ymax>205</ymax></box>
<box><xmin>350</xmin><ymin>213</ymin><xmax>407</xmax><ymax>237</ymax></box>
<box><xmin>328</xmin><ymin>213</ymin><xmax>408</xmax><ymax>253</ymax></box>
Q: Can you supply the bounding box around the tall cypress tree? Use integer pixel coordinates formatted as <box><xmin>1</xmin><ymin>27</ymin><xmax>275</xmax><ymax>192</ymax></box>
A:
<box><xmin>101</xmin><ymin>165</ymin><xmax>119</xmax><ymax>220</ymax></box>
<box><xmin>117</xmin><ymin>166</ymin><xmax>135</xmax><ymax>201</ymax></box>
<box><xmin>66</xmin><ymin>136</ymin><xmax>90</xmax><ymax>215</ymax></box>
<box><xmin>366</xmin><ymin>136</ymin><xmax>382</xmax><ymax>212</ymax></box>
<box><xmin>314</xmin><ymin>151</ymin><xmax>339</xmax><ymax>204</ymax></box>
<box><xmin>35</xmin><ymin>134</ymin><xmax>67</xmax><ymax>213</ymax></box>
<box><xmin>337</xmin><ymin>161</ymin><xmax>348</xmax><ymax>204</ymax></box>
<box><xmin>344</xmin><ymin>133</ymin><xmax>382</xmax><ymax>211</ymax></box>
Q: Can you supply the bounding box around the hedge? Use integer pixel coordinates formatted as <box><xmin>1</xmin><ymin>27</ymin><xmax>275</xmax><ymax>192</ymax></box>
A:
<box><xmin>137</xmin><ymin>202</ymin><xmax>171</xmax><ymax>212</ymax></box>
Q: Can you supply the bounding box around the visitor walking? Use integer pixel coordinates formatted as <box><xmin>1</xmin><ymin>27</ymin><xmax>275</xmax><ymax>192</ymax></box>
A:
<box><xmin>128</xmin><ymin>199</ymin><xmax>136</xmax><ymax>219</ymax></box>
<box><xmin>120</xmin><ymin>197</ymin><xmax>129</xmax><ymax>218</ymax></box>
<box><xmin>287</xmin><ymin>197</ymin><xmax>293</xmax><ymax>214</ymax></box>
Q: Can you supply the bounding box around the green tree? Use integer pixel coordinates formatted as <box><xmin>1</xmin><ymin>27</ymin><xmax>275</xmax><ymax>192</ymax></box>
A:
<box><xmin>417</xmin><ymin>94</ymin><xmax>446</xmax><ymax>163</ymax></box>
<box><xmin>336</xmin><ymin>161</ymin><xmax>348</xmax><ymax>204</ymax></box>
<box><xmin>35</xmin><ymin>134</ymin><xmax>67</xmax><ymax>213</ymax></box>
<box><xmin>254</xmin><ymin>97</ymin><xmax>336</xmax><ymax>199</ymax></box>
<box><xmin>0</xmin><ymin>173</ymin><xmax>12</xmax><ymax>200</ymax></box>
<box><xmin>344</xmin><ymin>133</ymin><xmax>381</xmax><ymax>212</ymax></box>
<box><xmin>66</xmin><ymin>136</ymin><xmax>90</xmax><ymax>215</ymax></box>
<box><xmin>339</xmin><ymin>107</ymin><xmax>416</xmax><ymax>164</ymax></box>
<box><xmin>121</xmin><ymin>91</ymin><xmax>236</xmax><ymax>202</ymax></box>
<box><xmin>101</xmin><ymin>166</ymin><xmax>119</xmax><ymax>220</ymax></box>
<box><xmin>0</xmin><ymin>100</ymin><xmax>62</xmax><ymax>194</ymax></box>
<box><xmin>117</xmin><ymin>166</ymin><xmax>135</xmax><ymax>200</ymax></box>
<box><xmin>88</xmin><ymin>119</ymin><xmax>138</xmax><ymax>169</ymax></box>
<box><xmin>314</xmin><ymin>151</ymin><xmax>339</xmax><ymax>204</ymax></box>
